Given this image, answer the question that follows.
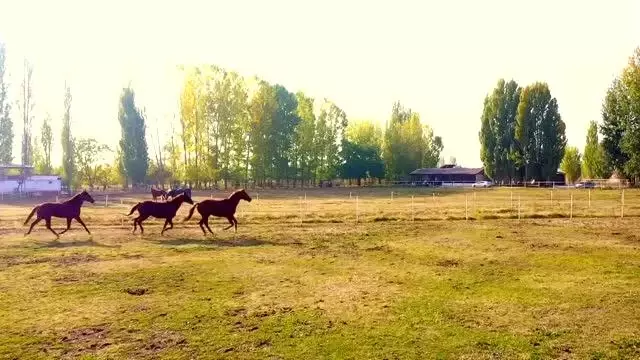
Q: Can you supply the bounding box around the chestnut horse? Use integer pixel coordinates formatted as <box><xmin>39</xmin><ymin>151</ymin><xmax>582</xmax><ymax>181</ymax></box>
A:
<box><xmin>184</xmin><ymin>189</ymin><xmax>252</xmax><ymax>235</ymax></box>
<box><xmin>24</xmin><ymin>190</ymin><xmax>95</xmax><ymax>239</ymax></box>
<box><xmin>151</xmin><ymin>187</ymin><xmax>167</xmax><ymax>201</ymax></box>
<box><xmin>127</xmin><ymin>193</ymin><xmax>194</xmax><ymax>235</ymax></box>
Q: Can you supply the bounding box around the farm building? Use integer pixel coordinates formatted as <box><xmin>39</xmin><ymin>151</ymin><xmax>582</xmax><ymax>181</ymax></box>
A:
<box><xmin>0</xmin><ymin>164</ymin><xmax>62</xmax><ymax>195</ymax></box>
<box><xmin>410</xmin><ymin>165</ymin><xmax>486</xmax><ymax>185</ymax></box>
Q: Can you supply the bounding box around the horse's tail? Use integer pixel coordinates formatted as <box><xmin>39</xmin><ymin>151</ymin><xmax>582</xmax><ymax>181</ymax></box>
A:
<box><xmin>24</xmin><ymin>205</ymin><xmax>40</xmax><ymax>225</ymax></box>
<box><xmin>184</xmin><ymin>203</ymin><xmax>199</xmax><ymax>221</ymax></box>
<box><xmin>127</xmin><ymin>202</ymin><xmax>142</xmax><ymax>216</ymax></box>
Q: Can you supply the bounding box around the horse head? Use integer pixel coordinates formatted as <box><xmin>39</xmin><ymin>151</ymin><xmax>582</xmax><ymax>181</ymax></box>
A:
<box><xmin>234</xmin><ymin>189</ymin><xmax>252</xmax><ymax>202</ymax></box>
<box><xmin>80</xmin><ymin>190</ymin><xmax>95</xmax><ymax>204</ymax></box>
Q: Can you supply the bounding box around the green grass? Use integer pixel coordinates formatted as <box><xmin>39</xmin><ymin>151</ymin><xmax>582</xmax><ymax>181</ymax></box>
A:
<box><xmin>1</xmin><ymin>188</ymin><xmax>639</xmax><ymax>359</ymax></box>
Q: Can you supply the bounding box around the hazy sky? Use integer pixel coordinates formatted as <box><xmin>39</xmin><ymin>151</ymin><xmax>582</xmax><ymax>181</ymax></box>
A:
<box><xmin>1</xmin><ymin>0</ymin><xmax>639</xmax><ymax>167</ymax></box>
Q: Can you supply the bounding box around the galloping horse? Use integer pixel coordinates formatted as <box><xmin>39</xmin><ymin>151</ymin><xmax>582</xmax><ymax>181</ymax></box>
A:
<box><xmin>151</xmin><ymin>187</ymin><xmax>167</xmax><ymax>201</ymax></box>
<box><xmin>127</xmin><ymin>193</ymin><xmax>194</xmax><ymax>235</ymax></box>
<box><xmin>184</xmin><ymin>189</ymin><xmax>252</xmax><ymax>235</ymax></box>
<box><xmin>166</xmin><ymin>187</ymin><xmax>192</xmax><ymax>200</ymax></box>
<box><xmin>24</xmin><ymin>190</ymin><xmax>95</xmax><ymax>239</ymax></box>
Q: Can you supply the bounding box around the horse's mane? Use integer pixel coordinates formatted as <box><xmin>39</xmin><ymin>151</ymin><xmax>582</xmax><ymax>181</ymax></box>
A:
<box><xmin>65</xmin><ymin>191</ymin><xmax>86</xmax><ymax>204</ymax></box>
<box><xmin>228</xmin><ymin>189</ymin><xmax>245</xmax><ymax>199</ymax></box>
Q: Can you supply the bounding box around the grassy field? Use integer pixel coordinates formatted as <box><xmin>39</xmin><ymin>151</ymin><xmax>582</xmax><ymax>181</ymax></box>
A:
<box><xmin>1</xmin><ymin>187</ymin><xmax>639</xmax><ymax>359</ymax></box>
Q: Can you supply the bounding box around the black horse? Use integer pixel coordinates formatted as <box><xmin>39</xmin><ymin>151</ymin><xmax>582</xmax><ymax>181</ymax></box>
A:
<box><xmin>166</xmin><ymin>187</ymin><xmax>192</xmax><ymax>200</ymax></box>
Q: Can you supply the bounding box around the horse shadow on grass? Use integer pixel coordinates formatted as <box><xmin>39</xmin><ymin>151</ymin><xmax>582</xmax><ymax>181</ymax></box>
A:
<box><xmin>150</xmin><ymin>236</ymin><xmax>279</xmax><ymax>249</ymax></box>
<box><xmin>37</xmin><ymin>239</ymin><xmax>121</xmax><ymax>249</ymax></box>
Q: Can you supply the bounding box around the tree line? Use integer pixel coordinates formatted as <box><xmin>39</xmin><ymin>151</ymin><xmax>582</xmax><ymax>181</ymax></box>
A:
<box><xmin>0</xmin><ymin>43</ymin><xmax>444</xmax><ymax>190</ymax></box>
<box><xmin>480</xmin><ymin>46</ymin><xmax>640</xmax><ymax>185</ymax></box>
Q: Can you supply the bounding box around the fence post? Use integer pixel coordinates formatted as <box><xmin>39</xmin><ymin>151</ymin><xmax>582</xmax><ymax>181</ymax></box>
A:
<box><xmin>621</xmin><ymin>190</ymin><xmax>625</xmax><ymax>218</ymax></box>
<box><xmin>411</xmin><ymin>195</ymin><xmax>415</xmax><ymax>222</ymax></box>
<box><xmin>105</xmin><ymin>194</ymin><xmax>109</xmax><ymax>207</ymax></box>
<box><xmin>570</xmin><ymin>193</ymin><xmax>573</xmax><ymax>219</ymax></box>
<box><xmin>465</xmin><ymin>195</ymin><xmax>468</xmax><ymax>221</ymax></box>
<box><xmin>550</xmin><ymin>190</ymin><xmax>553</xmax><ymax>208</ymax></box>
<box><xmin>510</xmin><ymin>191</ymin><xmax>513</xmax><ymax>209</ymax></box>
<box><xmin>349</xmin><ymin>192</ymin><xmax>352</xmax><ymax>200</ymax></box>
<box><xmin>473</xmin><ymin>191</ymin><xmax>477</xmax><ymax>213</ymax></box>
<box><xmin>299</xmin><ymin>196</ymin><xmax>303</xmax><ymax>225</ymax></box>
<box><xmin>518</xmin><ymin>195</ymin><xmax>521</xmax><ymax>221</ymax></box>
<box><xmin>391</xmin><ymin>191</ymin><xmax>394</xmax><ymax>201</ymax></box>
<box><xmin>356</xmin><ymin>196</ymin><xmax>359</xmax><ymax>223</ymax></box>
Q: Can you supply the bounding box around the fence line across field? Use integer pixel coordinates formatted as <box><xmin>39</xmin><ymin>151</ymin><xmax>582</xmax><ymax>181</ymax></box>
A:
<box><xmin>224</xmin><ymin>188</ymin><xmax>634</xmax><ymax>223</ymax></box>
<box><xmin>41</xmin><ymin>187</ymin><xmax>634</xmax><ymax>225</ymax></box>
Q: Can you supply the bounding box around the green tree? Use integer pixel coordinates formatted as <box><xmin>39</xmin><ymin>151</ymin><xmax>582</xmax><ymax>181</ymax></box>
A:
<box><xmin>315</xmin><ymin>100</ymin><xmax>348</xmax><ymax>181</ymax></box>
<box><xmin>293</xmin><ymin>92</ymin><xmax>316</xmax><ymax>186</ymax></box>
<box><xmin>581</xmin><ymin>120</ymin><xmax>609</xmax><ymax>179</ymax></box>
<box><xmin>74</xmin><ymin>137</ymin><xmax>110</xmax><ymax>189</ymax></box>
<box><xmin>19</xmin><ymin>59</ymin><xmax>34</xmax><ymax>166</ymax></box>
<box><xmin>560</xmin><ymin>146</ymin><xmax>582</xmax><ymax>184</ymax></box>
<box><xmin>40</xmin><ymin>114</ymin><xmax>53</xmax><ymax>174</ymax></box>
<box><xmin>479</xmin><ymin>79</ymin><xmax>521</xmax><ymax>182</ymax></box>
<box><xmin>601</xmin><ymin>79</ymin><xmax>628</xmax><ymax>177</ymax></box>
<box><xmin>601</xmin><ymin>47</ymin><xmax>640</xmax><ymax>183</ymax></box>
<box><xmin>118</xmin><ymin>87</ymin><xmax>149</xmax><ymax>185</ymax></box>
<box><xmin>31</xmin><ymin>135</ymin><xmax>46</xmax><ymax>174</ymax></box>
<box><xmin>341</xmin><ymin>120</ymin><xmax>384</xmax><ymax>185</ymax></box>
<box><xmin>61</xmin><ymin>83</ymin><xmax>74</xmax><ymax>189</ymax></box>
<box><xmin>383</xmin><ymin>102</ymin><xmax>442</xmax><ymax>180</ymax></box>
<box><xmin>515</xmin><ymin>82</ymin><xmax>566</xmax><ymax>181</ymax></box>
<box><xmin>247</xmin><ymin>79</ymin><xmax>277</xmax><ymax>187</ymax></box>
<box><xmin>95</xmin><ymin>163</ymin><xmax>119</xmax><ymax>190</ymax></box>
<box><xmin>272</xmin><ymin>85</ymin><xmax>299</xmax><ymax>186</ymax></box>
<box><xmin>0</xmin><ymin>42</ymin><xmax>12</xmax><ymax>164</ymax></box>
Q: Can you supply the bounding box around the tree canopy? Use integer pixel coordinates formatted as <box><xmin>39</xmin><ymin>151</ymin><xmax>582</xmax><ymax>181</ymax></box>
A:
<box><xmin>601</xmin><ymin>47</ymin><xmax>640</xmax><ymax>183</ymax></box>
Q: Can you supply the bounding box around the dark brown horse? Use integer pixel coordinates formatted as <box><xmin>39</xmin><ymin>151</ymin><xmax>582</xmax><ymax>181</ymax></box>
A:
<box><xmin>184</xmin><ymin>189</ymin><xmax>252</xmax><ymax>235</ymax></box>
<box><xmin>151</xmin><ymin>187</ymin><xmax>167</xmax><ymax>201</ymax></box>
<box><xmin>24</xmin><ymin>190</ymin><xmax>95</xmax><ymax>239</ymax></box>
<box><xmin>127</xmin><ymin>193</ymin><xmax>194</xmax><ymax>235</ymax></box>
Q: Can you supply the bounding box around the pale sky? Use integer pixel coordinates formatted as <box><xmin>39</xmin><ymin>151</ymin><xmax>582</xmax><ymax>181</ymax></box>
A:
<box><xmin>1</xmin><ymin>0</ymin><xmax>639</xmax><ymax>168</ymax></box>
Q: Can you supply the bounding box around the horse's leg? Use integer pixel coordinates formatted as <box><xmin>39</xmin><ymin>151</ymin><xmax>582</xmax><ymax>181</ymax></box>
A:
<box><xmin>222</xmin><ymin>217</ymin><xmax>234</xmax><ymax>231</ymax></box>
<box><xmin>198</xmin><ymin>219</ymin><xmax>206</xmax><ymax>235</ymax></box>
<box><xmin>45</xmin><ymin>218</ymin><xmax>59</xmax><ymax>239</ymax></box>
<box><xmin>59</xmin><ymin>218</ymin><xmax>72</xmax><ymax>234</ymax></box>
<box><xmin>75</xmin><ymin>216</ymin><xmax>91</xmax><ymax>235</ymax></box>
<box><xmin>138</xmin><ymin>218</ymin><xmax>145</xmax><ymax>235</ymax></box>
<box><xmin>232</xmin><ymin>215</ymin><xmax>238</xmax><ymax>233</ymax></box>
<box><xmin>138</xmin><ymin>215</ymin><xmax>149</xmax><ymax>235</ymax></box>
<box><xmin>160</xmin><ymin>219</ymin><xmax>170</xmax><ymax>235</ymax></box>
<box><xmin>204</xmin><ymin>216</ymin><xmax>214</xmax><ymax>235</ymax></box>
<box><xmin>25</xmin><ymin>217</ymin><xmax>42</xmax><ymax>235</ymax></box>
<box><xmin>132</xmin><ymin>217</ymin><xmax>138</xmax><ymax>234</ymax></box>
<box><xmin>165</xmin><ymin>218</ymin><xmax>174</xmax><ymax>233</ymax></box>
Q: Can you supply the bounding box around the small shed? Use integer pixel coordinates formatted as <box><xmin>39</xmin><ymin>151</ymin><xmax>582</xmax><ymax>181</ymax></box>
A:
<box><xmin>410</xmin><ymin>165</ymin><xmax>486</xmax><ymax>184</ymax></box>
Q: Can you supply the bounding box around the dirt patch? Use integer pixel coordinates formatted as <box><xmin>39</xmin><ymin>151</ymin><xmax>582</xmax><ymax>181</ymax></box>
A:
<box><xmin>54</xmin><ymin>273</ymin><xmax>86</xmax><ymax>284</ymax></box>
<box><xmin>59</xmin><ymin>325</ymin><xmax>111</xmax><ymax>355</ymax></box>
<box><xmin>55</xmin><ymin>254</ymin><xmax>100</xmax><ymax>266</ymax></box>
<box><xmin>125</xmin><ymin>287</ymin><xmax>149</xmax><ymax>296</ymax></box>
<box><xmin>364</xmin><ymin>244</ymin><xmax>392</xmax><ymax>253</ymax></box>
<box><xmin>0</xmin><ymin>255</ymin><xmax>50</xmax><ymax>267</ymax></box>
<box><xmin>437</xmin><ymin>259</ymin><xmax>461</xmax><ymax>267</ymax></box>
<box><xmin>140</xmin><ymin>331</ymin><xmax>187</xmax><ymax>355</ymax></box>
<box><xmin>225</xmin><ymin>307</ymin><xmax>248</xmax><ymax>317</ymax></box>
